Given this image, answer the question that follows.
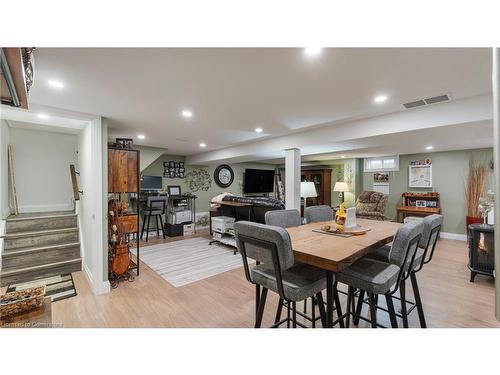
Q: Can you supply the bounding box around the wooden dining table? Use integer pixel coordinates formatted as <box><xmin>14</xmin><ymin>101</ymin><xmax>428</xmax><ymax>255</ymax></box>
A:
<box><xmin>286</xmin><ymin>218</ymin><xmax>401</xmax><ymax>328</ymax></box>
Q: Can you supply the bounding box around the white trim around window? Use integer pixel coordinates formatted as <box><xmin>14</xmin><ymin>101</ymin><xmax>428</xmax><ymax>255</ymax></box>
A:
<box><xmin>363</xmin><ymin>155</ymin><xmax>399</xmax><ymax>172</ymax></box>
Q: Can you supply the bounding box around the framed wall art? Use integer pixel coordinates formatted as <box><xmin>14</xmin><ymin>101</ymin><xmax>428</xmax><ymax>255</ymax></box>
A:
<box><xmin>409</xmin><ymin>164</ymin><xmax>432</xmax><ymax>188</ymax></box>
<box><xmin>163</xmin><ymin>161</ymin><xmax>186</xmax><ymax>178</ymax></box>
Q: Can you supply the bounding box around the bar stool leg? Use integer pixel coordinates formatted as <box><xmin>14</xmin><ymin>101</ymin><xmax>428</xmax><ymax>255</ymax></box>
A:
<box><xmin>346</xmin><ymin>286</ymin><xmax>353</xmax><ymax>328</ymax></box>
<box><xmin>400</xmin><ymin>279</ymin><xmax>409</xmax><ymax>328</ymax></box>
<box><xmin>316</xmin><ymin>292</ymin><xmax>327</xmax><ymax>327</ymax></box>
<box><xmin>287</xmin><ymin>301</ymin><xmax>291</xmax><ymax>328</ymax></box>
<box><xmin>410</xmin><ymin>272</ymin><xmax>427</xmax><ymax>328</ymax></box>
<box><xmin>368</xmin><ymin>293</ymin><xmax>378</xmax><ymax>328</ymax></box>
<box><xmin>385</xmin><ymin>294</ymin><xmax>398</xmax><ymax>328</ymax></box>
<box><xmin>140</xmin><ymin>214</ymin><xmax>147</xmax><ymax>239</ymax></box>
<box><xmin>255</xmin><ymin>288</ymin><xmax>268</xmax><ymax>328</ymax></box>
<box><xmin>275</xmin><ymin>299</ymin><xmax>284</xmax><ymax>324</ymax></box>
<box><xmin>146</xmin><ymin>214</ymin><xmax>151</xmax><ymax>242</ymax></box>
<box><xmin>292</xmin><ymin>301</ymin><xmax>297</xmax><ymax>328</ymax></box>
<box><xmin>311</xmin><ymin>297</ymin><xmax>316</xmax><ymax>328</ymax></box>
<box><xmin>333</xmin><ymin>282</ymin><xmax>345</xmax><ymax>328</ymax></box>
<box><xmin>353</xmin><ymin>289</ymin><xmax>365</xmax><ymax>325</ymax></box>
<box><xmin>159</xmin><ymin>214</ymin><xmax>165</xmax><ymax>239</ymax></box>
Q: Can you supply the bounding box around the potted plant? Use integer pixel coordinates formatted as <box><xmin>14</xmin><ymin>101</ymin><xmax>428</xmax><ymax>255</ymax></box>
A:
<box><xmin>465</xmin><ymin>160</ymin><xmax>487</xmax><ymax>231</ymax></box>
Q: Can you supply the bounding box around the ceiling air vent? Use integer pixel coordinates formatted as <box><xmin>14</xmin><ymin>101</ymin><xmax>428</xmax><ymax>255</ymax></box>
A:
<box><xmin>402</xmin><ymin>93</ymin><xmax>451</xmax><ymax>110</ymax></box>
<box><xmin>403</xmin><ymin>100</ymin><xmax>426</xmax><ymax>109</ymax></box>
<box><xmin>424</xmin><ymin>94</ymin><xmax>450</xmax><ymax>105</ymax></box>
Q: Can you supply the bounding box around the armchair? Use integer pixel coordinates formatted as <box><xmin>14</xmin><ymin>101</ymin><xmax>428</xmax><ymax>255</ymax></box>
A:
<box><xmin>355</xmin><ymin>191</ymin><xmax>388</xmax><ymax>221</ymax></box>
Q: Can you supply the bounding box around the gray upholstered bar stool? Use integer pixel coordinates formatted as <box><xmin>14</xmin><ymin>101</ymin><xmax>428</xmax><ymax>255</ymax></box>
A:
<box><xmin>234</xmin><ymin>221</ymin><xmax>329</xmax><ymax>328</ymax></box>
<box><xmin>265</xmin><ymin>209</ymin><xmax>302</xmax><ymax>228</ymax></box>
<box><xmin>304</xmin><ymin>205</ymin><xmax>334</xmax><ymax>223</ymax></box>
<box><xmin>356</xmin><ymin>214</ymin><xmax>443</xmax><ymax>327</ymax></box>
<box><xmin>337</xmin><ymin>221</ymin><xmax>424</xmax><ymax>328</ymax></box>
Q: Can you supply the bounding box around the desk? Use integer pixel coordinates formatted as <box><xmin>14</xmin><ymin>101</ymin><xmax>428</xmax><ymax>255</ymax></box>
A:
<box><xmin>286</xmin><ymin>218</ymin><xmax>401</xmax><ymax>327</ymax></box>
<box><xmin>396</xmin><ymin>206</ymin><xmax>441</xmax><ymax>223</ymax></box>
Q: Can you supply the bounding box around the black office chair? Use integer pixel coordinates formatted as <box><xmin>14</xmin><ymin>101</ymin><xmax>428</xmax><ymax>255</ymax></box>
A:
<box><xmin>141</xmin><ymin>196</ymin><xmax>167</xmax><ymax>241</ymax></box>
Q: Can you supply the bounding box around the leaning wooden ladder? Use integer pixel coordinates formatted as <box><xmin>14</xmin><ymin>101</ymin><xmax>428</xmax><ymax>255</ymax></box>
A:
<box><xmin>7</xmin><ymin>144</ymin><xmax>18</xmax><ymax>215</ymax></box>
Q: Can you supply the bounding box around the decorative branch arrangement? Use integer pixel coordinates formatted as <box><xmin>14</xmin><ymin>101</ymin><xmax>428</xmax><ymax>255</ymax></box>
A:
<box><xmin>465</xmin><ymin>160</ymin><xmax>487</xmax><ymax>218</ymax></box>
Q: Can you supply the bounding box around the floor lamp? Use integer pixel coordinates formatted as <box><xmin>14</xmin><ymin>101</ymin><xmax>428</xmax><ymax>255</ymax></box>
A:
<box><xmin>301</xmin><ymin>181</ymin><xmax>318</xmax><ymax>210</ymax></box>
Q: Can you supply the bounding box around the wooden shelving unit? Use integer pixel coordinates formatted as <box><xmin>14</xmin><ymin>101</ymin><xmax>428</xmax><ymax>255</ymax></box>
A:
<box><xmin>107</xmin><ymin>146</ymin><xmax>141</xmax><ymax>282</ymax></box>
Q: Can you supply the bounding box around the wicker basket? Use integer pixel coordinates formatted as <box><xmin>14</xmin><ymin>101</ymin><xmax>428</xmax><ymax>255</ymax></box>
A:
<box><xmin>0</xmin><ymin>286</ymin><xmax>46</xmax><ymax>318</ymax></box>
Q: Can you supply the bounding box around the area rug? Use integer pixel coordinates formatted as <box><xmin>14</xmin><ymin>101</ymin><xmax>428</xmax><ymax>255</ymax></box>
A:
<box><xmin>7</xmin><ymin>273</ymin><xmax>77</xmax><ymax>302</ymax></box>
<box><xmin>132</xmin><ymin>237</ymin><xmax>247</xmax><ymax>287</ymax></box>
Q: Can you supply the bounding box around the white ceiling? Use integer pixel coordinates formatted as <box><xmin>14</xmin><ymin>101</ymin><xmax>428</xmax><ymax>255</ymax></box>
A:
<box><xmin>28</xmin><ymin>48</ymin><xmax>492</xmax><ymax>158</ymax></box>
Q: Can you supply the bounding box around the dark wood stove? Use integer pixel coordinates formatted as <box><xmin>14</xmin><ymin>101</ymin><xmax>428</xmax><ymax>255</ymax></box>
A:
<box><xmin>468</xmin><ymin>223</ymin><xmax>495</xmax><ymax>282</ymax></box>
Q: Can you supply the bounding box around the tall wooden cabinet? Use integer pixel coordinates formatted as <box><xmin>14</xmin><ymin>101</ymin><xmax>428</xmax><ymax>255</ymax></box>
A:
<box><xmin>301</xmin><ymin>168</ymin><xmax>332</xmax><ymax>208</ymax></box>
<box><xmin>108</xmin><ymin>147</ymin><xmax>140</xmax><ymax>282</ymax></box>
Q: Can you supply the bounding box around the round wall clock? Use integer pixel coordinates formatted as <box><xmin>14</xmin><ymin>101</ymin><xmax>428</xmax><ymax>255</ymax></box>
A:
<box><xmin>214</xmin><ymin>164</ymin><xmax>234</xmax><ymax>188</ymax></box>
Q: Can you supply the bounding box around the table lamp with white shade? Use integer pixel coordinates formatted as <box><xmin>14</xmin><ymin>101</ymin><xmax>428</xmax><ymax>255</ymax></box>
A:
<box><xmin>300</xmin><ymin>181</ymin><xmax>318</xmax><ymax>209</ymax></box>
<box><xmin>333</xmin><ymin>181</ymin><xmax>349</xmax><ymax>204</ymax></box>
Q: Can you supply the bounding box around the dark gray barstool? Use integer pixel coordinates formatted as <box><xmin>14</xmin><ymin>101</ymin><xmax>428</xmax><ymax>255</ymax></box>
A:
<box><xmin>357</xmin><ymin>214</ymin><xmax>443</xmax><ymax>327</ymax></box>
<box><xmin>141</xmin><ymin>196</ymin><xmax>168</xmax><ymax>241</ymax></box>
<box><xmin>337</xmin><ymin>221</ymin><xmax>424</xmax><ymax>328</ymax></box>
<box><xmin>304</xmin><ymin>205</ymin><xmax>333</xmax><ymax>223</ymax></box>
<box><xmin>234</xmin><ymin>221</ymin><xmax>329</xmax><ymax>328</ymax></box>
<box><xmin>264</xmin><ymin>209</ymin><xmax>302</xmax><ymax>228</ymax></box>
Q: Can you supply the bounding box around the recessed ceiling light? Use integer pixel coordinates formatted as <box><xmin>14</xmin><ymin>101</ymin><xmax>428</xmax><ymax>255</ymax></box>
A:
<box><xmin>426</xmin><ymin>145</ymin><xmax>433</xmax><ymax>150</ymax></box>
<box><xmin>199</xmin><ymin>143</ymin><xmax>206</xmax><ymax>148</ymax></box>
<box><xmin>37</xmin><ymin>113</ymin><xmax>49</xmax><ymax>120</ymax></box>
<box><xmin>137</xmin><ymin>134</ymin><xmax>145</xmax><ymax>140</ymax></box>
<box><xmin>48</xmin><ymin>79</ymin><xmax>65</xmax><ymax>89</ymax></box>
<box><xmin>304</xmin><ymin>47</ymin><xmax>323</xmax><ymax>56</ymax></box>
<box><xmin>374</xmin><ymin>95</ymin><xmax>388</xmax><ymax>103</ymax></box>
<box><xmin>341</xmin><ymin>155</ymin><xmax>346</xmax><ymax>159</ymax></box>
<box><xmin>255</xmin><ymin>127</ymin><xmax>263</xmax><ymax>133</ymax></box>
<box><xmin>182</xmin><ymin>110</ymin><xmax>193</xmax><ymax>118</ymax></box>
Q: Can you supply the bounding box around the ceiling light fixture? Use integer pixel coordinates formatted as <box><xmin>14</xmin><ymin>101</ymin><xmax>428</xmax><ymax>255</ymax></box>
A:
<box><xmin>426</xmin><ymin>145</ymin><xmax>433</xmax><ymax>150</ymax></box>
<box><xmin>182</xmin><ymin>110</ymin><xmax>193</xmax><ymax>118</ymax></box>
<box><xmin>304</xmin><ymin>47</ymin><xmax>323</xmax><ymax>56</ymax></box>
<box><xmin>137</xmin><ymin>134</ymin><xmax>145</xmax><ymax>140</ymax></box>
<box><xmin>341</xmin><ymin>155</ymin><xmax>346</xmax><ymax>159</ymax></box>
<box><xmin>255</xmin><ymin>127</ymin><xmax>263</xmax><ymax>133</ymax></box>
<box><xmin>199</xmin><ymin>143</ymin><xmax>206</xmax><ymax>148</ymax></box>
<box><xmin>37</xmin><ymin>113</ymin><xmax>50</xmax><ymax>120</ymax></box>
<box><xmin>374</xmin><ymin>95</ymin><xmax>388</xmax><ymax>103</ymax></box>
<box><xmin>48</xmin><ymin>79</ymin><xmax>65</xmax><ymax>89</ymax></box>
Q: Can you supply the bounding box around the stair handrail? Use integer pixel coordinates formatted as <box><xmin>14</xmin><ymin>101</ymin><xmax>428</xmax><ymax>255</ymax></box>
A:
<box><xmin>69</xmin><ymin>164</ymin><xmax>83</xmax><ymax>201</ymax></box>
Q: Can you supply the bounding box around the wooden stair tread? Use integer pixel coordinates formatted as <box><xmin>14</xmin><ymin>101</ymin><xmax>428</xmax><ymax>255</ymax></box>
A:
<box><xmin>0</xmin><ymin>258</ymin><xmax>82</xmax><ymax>275</ymax></box>
<box><xmin>6</xmin><ymin>211</ymin><xmax>76</xmax><ymax>222</ymax></box>
<box><xmin>3</xmin><ymin>227</ymin><xmax>78</xmax><ymax>239</ymax></box>
<box><xmin>2</xmin><ymin>242</ymin><xmax>80</xmax><ymax>256</ymax></box>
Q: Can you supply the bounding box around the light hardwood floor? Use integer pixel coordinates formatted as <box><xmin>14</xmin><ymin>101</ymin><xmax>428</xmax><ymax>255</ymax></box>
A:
<box><xmin>48</xmin><ymin>231</ymin><xmax>499</xmax><ymax>328</ymax></box>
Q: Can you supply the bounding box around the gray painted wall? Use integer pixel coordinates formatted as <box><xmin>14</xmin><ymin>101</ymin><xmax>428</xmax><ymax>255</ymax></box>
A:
<box><xmin>142</xmin><ymin>153</ymin><xmax>276</xmax><ymax>213</ymax></box>
<box><xmin>362</xmin><ymin>148</ymin><xmax>494</xmax><ymax>234</ymax></box>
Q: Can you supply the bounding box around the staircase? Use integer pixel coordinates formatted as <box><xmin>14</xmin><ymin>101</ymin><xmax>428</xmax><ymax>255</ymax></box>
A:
<box><xmin>0</xmin><ymin>211</ymin><xmax>81</xmax><ymax>287</ymax></box>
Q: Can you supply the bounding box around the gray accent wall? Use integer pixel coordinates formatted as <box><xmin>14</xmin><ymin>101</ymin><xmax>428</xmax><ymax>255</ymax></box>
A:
<box><xmin>362</xmin><ymin>148</ymin><xmax>494</xmax><ymax>234</ymax></box>
<box><xmin>142</xmin><ymin>152</ymin><xmax>276</xmax><ymax>213</ymax></box>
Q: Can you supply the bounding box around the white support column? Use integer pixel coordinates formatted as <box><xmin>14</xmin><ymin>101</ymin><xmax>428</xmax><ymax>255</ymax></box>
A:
<box><xmin>492</xmin><ymin>48</ymin><xmax>500</xmax><ymax>321</ymax></box>
<box><xmin>285</xmin><ymin>148</ymin><xmax>301</xmax><ymax>210</ymax></box>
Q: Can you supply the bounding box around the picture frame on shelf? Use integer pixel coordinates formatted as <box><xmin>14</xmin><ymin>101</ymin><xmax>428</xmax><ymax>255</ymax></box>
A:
<box><xmin>416</xmin><ymin>200</ymin><xmax>427</xmax><ymax>208</ymax></box>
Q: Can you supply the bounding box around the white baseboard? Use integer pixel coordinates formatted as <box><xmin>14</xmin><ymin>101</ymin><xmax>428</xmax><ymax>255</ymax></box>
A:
<box><xmin>18</xmin><ymin>203</ymin><xmax>74</xmax><ymax>213</ymax></box>
<box><xmin>82</xmin><ymin>260</ymin><xmax>111</xmax><ymax>295</ymax></box>
<box><xmin>440</xmin><ymin>232</ymin><xmax>467</xmax><ymax>241</ymax></box>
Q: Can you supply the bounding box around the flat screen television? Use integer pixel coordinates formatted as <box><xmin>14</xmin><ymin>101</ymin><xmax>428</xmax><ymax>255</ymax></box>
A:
<box><xmin>243</xmin><ymin>169</ymin><xmax>275</xmax><ymax>194</ymax></box>
<box><xmin>141</xmin><ymin>175</ymin><xmax>162</xmax><ymax>190</ymax></box>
